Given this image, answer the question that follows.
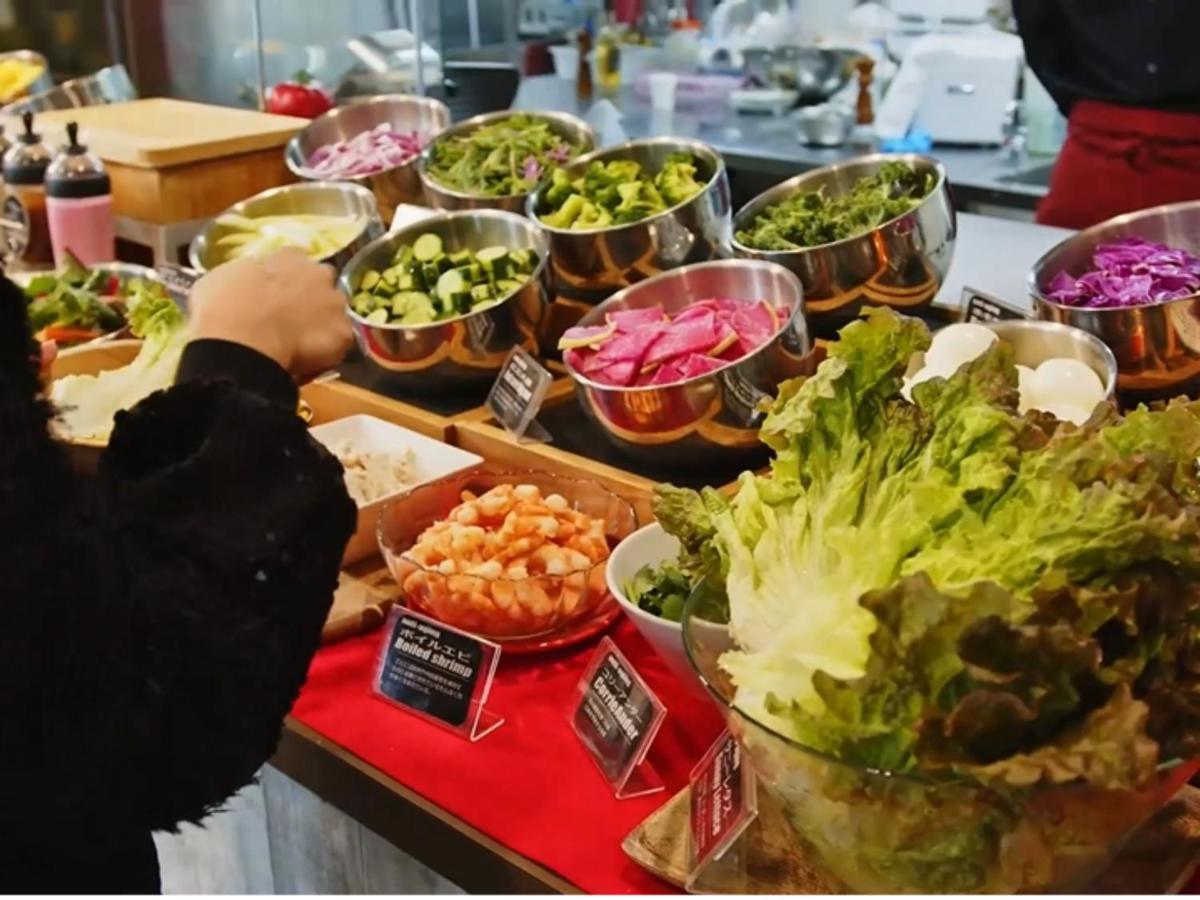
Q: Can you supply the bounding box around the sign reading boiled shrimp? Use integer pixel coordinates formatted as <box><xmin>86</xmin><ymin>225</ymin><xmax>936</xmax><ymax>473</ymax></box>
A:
<box><xmin>373</xmin><ymin>608</ymin><xmax>504</xmax><ymax>742</ymax></box>
<box><xmin>571</xmin><ymin>637</ymin><xmax>666</xmax><ymax>799</ymax></box>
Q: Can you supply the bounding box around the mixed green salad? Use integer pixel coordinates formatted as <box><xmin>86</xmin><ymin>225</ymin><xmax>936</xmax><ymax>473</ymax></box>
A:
<box><xmin>424</xmin><ymin>114</ymin><xmax>582</xmax><ymax>198</ymax></box>
<box><xmin>22</xmin><ymin>255</ymin><xmax>172</xmax><ymax>346</ymax></box>
<box><xmin>538</xmin><ymin>153</ymin><xmax>705</xmax><ymax>230</ymax></box>
<box><xmin>350</xmin><ymin>232</ymin><xmax>538</xmax><ymax>326</ymax></box>
<box><xmin>735</xmin><ymin>161</ymin><xmax>935</xmax><ymax>251</ymax></box>
<box><xmin>646</xmin><ymin>307</ymin><xmax>1200</xmax><ymax>889</ymax></box>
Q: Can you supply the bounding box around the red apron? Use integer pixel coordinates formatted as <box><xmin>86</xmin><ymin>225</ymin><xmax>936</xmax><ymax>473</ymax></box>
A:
<box><xmin>1037</xmin><ymin>100</ymin><xmax>1200</xmax><ymax>229</ymax></box>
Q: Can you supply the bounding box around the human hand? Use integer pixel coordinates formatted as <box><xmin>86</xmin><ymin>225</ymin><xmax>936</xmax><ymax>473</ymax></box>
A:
<box><xmin>188</xmin><ymin>248</ymin><xmax>353</xmax><ymax>381</ymax></box>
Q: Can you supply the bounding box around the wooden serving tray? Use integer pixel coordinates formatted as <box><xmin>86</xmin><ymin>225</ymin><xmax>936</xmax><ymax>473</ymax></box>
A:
<box><xmin>623</xmin><ymin>779</ymin><xmax>1200</xmax><ymax>894</ymax></box>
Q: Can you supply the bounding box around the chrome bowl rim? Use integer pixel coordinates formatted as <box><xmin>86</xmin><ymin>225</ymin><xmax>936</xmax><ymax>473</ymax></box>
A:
<box><xmin>525</xmin><ymin>137</ymin><xmax>728</xmax><ymax>237</ymax></box>
<box><xmin>339</xmin><ymin>207</ymin><xmax>550</xmax><ymax>332</ymax></box>
<box><xmin>984</xmin><ymin>318</ymin><xmax>1120</xmax><ymax>399</ymax></box>
<box><xmin>188</xmin><ymin>180</ymin><xmax>381</xmax><ymax>273</ymax></box>
<box><xmin>416</xmin><ymin>109</ymin><xmax>597</xmax><ymax>203</ymax></box>
<box><xmin>1027</xmin><ymin>198</ymin><xmax>1200</xmax><ymax>314</ymax></box>
<box><xmin>730</xmin><ymin>153</ymin><xmax>949</xmax><ymax>257</ymax></box>
<box><xmin>560</xmin><ymin>258</ymin><xmax>806</xmax><ymax>394</ymax></box>
<box><xmin>284</xmin><ymin>93</ymin><xmax>451</xmax><ymax>185</ymax></box>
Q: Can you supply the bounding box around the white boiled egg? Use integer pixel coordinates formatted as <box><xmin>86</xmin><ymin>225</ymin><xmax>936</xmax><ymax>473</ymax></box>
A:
<box><xmin>1025</xmin><ymin>358</ymin><xmax>1106</xmax><ymax>425</ymax></box>
<box><xmin>925</xmin><ymin>324</ymin><xmax>999</xmax><ymax>373</ymax></box>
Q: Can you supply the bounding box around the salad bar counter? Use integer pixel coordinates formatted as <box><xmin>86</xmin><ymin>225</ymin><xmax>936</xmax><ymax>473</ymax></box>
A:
<box><xmin>22</xmin><ymin>85</ymin><xmax>1200</xmax><ymax>894</ymax></box>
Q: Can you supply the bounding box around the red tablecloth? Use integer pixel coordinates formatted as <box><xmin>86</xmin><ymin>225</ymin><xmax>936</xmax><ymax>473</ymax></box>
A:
<box><xmin>292</xmin><ymin>618</ymin><xmax>725</xmax><ymax>893</ymax></box>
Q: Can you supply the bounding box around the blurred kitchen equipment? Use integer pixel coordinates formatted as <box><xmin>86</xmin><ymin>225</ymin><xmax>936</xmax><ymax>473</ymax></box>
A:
<box><xmin>797</xmin><ymin>104</ymin><xmax>853</xmax><ymax>147</ymax></box>
<box><xmin>885</xmin><ymin>0</ymin><xmax>993</xmax><ymax>59</ymax></box>
<box><xmin>1028</xmin><ymin>200</ymin><xmax>1200</xmax><ymax>403</ymax></box>
<box><xmin>332</xmin><ymin>30</ymin><xmax>443</xmax><ymax>102</ymax></box>
<box><xmin>742</xmin><ymin>46</ymin><xmax>859</xmax><ymax>106</ymax></box>
<box><xmin>1</xmin><ymin>65</ymin><xmax>136</xmax><ymax>118</ymax></box>
<box><xmin>439</xmin><ymin>61</ymin><xmax>522</xmax><ymax>121</ymax></box>
<box><xmin>0</xmin><ymin>50</ymin><xmax>52</xmax><ymax>103</ymax></box>
<box><xmin>648</xmin><ymin>72</ymin><xmax>678</xmax><ymax>112</ymax></box>
<box><xmin>550</xmin><ymin>43</ymin><xmax>581</xmax><ymax>81</ymax></box>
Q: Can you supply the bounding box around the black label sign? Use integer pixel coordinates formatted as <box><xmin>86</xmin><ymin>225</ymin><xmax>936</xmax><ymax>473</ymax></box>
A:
<box><xmin>574</xmin><ymin>649</ymin><xmax>657</xmax><ymax>782</ymax></box>
<box><xmin>156</xmin><ymin>262</ymin><xmax>201</xmax><ymax>297</ymax></box>
<box><xmin>962</xmin><ymin>286</ymin><xmax>1029</xmax><ymax>324</ymax></box>
<box><xmin>1</xmin><ymin>194</ymin><xmax>29</xmax><ymax>261</ymax></box>
<box><xmin>690</xmin><ymin>731</ymin><xmax>753</xmax><ymax>868</ymax></box>
<box><xmin>487</xmin><ymin>346</ymin><xmax>552</xmax><ymax>440</ymax></box>
<box><xmin>376</xmin><ymin>613</ymin><xmax>485</xmax><ymax>727</ymax></box>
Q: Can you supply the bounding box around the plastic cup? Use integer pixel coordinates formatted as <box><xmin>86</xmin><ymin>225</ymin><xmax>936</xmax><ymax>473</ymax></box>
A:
<box><xmin>648</xmin><ymin>72</ymin><xmax>678</xmax><ymax>112</ymax></box>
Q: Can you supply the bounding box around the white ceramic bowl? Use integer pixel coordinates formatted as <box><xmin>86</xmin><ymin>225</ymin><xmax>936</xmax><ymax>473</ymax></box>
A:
<box><xmin>309</xmin><ymin>414</ymin><xmax>482</xmax><ymax>566</ymax></box>
<box><xmin>606</xmin><ymin>521</ymin><xmax>707</xmax><ymax>698</ymax></box>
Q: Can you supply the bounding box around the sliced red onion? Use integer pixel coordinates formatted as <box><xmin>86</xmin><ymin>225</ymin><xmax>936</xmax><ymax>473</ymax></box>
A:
<box><xmin>301</xmin><ymin>124</ymin><xmax>425</xmax><ymax>179</ymax></box>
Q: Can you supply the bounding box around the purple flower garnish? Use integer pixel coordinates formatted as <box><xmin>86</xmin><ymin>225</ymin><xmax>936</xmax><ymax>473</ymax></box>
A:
<box><xmin>522</xmin><ymin>154</ymin><xmax>542</xmax><ymax>181</ymax></box>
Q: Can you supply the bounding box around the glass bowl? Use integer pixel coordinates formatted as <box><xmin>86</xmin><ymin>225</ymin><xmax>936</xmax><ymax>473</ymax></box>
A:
<box><xmin>682</xmin><ymin>584</ymin><xmax>1199</xmax><ymax>894</ymax></box>
<box><xmin>378</xmin><ymin>470</ymin><xmax>638</xmax><ymax>640</ymax></box>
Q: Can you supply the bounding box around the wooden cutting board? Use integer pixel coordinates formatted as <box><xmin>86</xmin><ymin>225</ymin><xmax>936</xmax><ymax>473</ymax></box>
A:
<box><xmin>12</xmin><ymin>99</ymin><xmax>308</xmax><ymax>169</ymax></box>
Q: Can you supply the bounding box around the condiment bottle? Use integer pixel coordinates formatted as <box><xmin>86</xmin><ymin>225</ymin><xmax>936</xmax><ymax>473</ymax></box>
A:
<box><xmin>576</xmin><ymin>26</ymin><xmax>594</xmax><ymax>103</ymax></box>
<box><xmin>2</xmin><ymin>111</ymin><xmax>53</xmax><ymax>265</ymax></box>
<box><xmin>45</xmin><ymin>122</ymin><xmax>114</xmax><ymax>266</ymax></box>
<box><xmin>595</xmin><ymin>12</ymin><xmax>621</xmax><ymax>94</ymax></box>
<box><xmin>850</xmin><ymin>56</ymin><xmax>880</xmax><ymax>152</ymax></box>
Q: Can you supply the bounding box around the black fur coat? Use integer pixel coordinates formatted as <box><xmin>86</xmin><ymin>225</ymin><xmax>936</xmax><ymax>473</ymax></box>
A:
<box><xmin>0</xmin><ymin>276</ymin><xmax>354</xmax><ymax>892</ymax></box>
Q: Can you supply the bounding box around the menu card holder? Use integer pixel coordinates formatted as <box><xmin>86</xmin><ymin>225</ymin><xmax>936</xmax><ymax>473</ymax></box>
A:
<box><xmin>686</xmin><ymin>730</ymin><xmax>760</xmax><ymax>893</ymax></box>
<box><xmin>487</xmin><ymin>347</ymin><xmax>553</xmax><ymax>444</ymax></box>
<box><xmin>373</xmin><ymin>607</ymin><xmax>504</xmax><ymax>742</ymax></box>
<box><xmin>961</xmin><ymin>285</ymin><xmax>1030</xmax><ymax>323</ymax></box>
<box><xmin>571</xmin><ymin>637</ymin><xmax>667</xmax><ymax>799</ymax></box>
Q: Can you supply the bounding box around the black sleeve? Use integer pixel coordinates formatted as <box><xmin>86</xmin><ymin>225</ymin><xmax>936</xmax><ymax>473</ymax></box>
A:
<box><xmin>1012</xmin><ymin>0</ymin><xmax>1076</xmax><ymax>115</ymax></box>
<box><xmin>176</xmin><ymin>338</ymin><xmax>298</xmax><ymax>410</ymax></box>
<box><xmin>0</xmin><ymin>277</ymin><xmax>354</xmax><ymax>835</ymax></box>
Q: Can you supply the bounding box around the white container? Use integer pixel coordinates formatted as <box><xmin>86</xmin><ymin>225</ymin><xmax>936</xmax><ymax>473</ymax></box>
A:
<box><xmin>606</xmin><ymin>522</ymin><xmax>708</xmax><ymax>699</ymax></box>
<box><xmin>309</xmin><ymin>415</ymin><xmax>482</xmax><ymax>566</ymax></box>
<box><xmin>647</xmin><ymin>71</ymin><xmax>679</xmax><ymax>112</ymax></box>
<box><xmin>549</xmin><ymin>44</ymin><xmax>579</xmax><ymax>81</ymax></box>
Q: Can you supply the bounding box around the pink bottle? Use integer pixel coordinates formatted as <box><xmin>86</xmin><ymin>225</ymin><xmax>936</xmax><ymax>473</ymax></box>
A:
<box><xmin>45</xmin><ymin>122</ymin><xmax>115</xmax><ymax>267</ymax></box>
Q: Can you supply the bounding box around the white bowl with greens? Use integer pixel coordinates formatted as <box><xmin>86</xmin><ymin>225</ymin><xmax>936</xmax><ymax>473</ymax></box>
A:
<box><xmin>607</xmin><ymin>521</ymin><xmax>708</xmax><ymax>696</ymax></box>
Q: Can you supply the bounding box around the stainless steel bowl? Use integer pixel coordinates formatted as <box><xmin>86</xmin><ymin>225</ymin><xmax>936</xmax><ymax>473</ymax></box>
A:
<box><xmin>285</xmin><ymin>95</ymin><xmax>451</xmax><ymax>225</ymax></box>
<box><xmin>772</xmin><ymin>46</ymin><xmax>860</xmax><ymax>105</ymax></box>
<box><xmin>797</xmin><ymin>104</ymin><xmax>853</xmax><ymax>148</ymax></box>
<box><xmin>189</xmin><ymin>181</ymin><xmax>384</xmax><ymax>274</ymax></box>
<box><xmin>985</xmin><ymin>319</ymin><xmax>1119</xmax><ymax>401</ymax></box>
<box><xmin>417</xmin><ymin>109</ymin><xmax>596</xmax><ymax>213</ymax></box>
<box><xmin>562</xmin><ymin>259</ymin><xmax>814</xmax><ymax>472</ymax></box>
<box><xmin>732</xmin><ymin>153</ymin><xmax>956</xmax><ymax>339</ymax></box>
<box><xmin>528</xmin><ymin>137</ymin><xmax>732</xmax><ymax>347</ymax></box>
<box><xmin>339</xmin><ymin>209</ymin><xmax>550</xmax><ymax>393</ymax></box>
<box><xmin>1029</xmin><ymin>199</ymin><xmax>1200</xmax><ymax>402</ymax></box>
<box><xmin>2</xmin><ymin>64</ymin><xmax>135</xmax><ymax>117</ymax></box>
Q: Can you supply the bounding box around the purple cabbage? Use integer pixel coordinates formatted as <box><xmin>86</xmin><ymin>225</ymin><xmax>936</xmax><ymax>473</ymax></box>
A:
<box><xmin>1048</xmin><ymin>237</ymin><xmax>1200</xmax><ymax>308</ymax></box>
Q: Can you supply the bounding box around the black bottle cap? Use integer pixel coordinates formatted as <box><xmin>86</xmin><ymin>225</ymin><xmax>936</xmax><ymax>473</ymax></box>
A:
<box><xmin>45</xmin><ymin>122</ymin><xmax>111</xmax><ymax>199</ymax></box>
<box><xmin>3</xmin><ymin>111</ymin><xmax>51</xmax><ymax>185</ymax></box>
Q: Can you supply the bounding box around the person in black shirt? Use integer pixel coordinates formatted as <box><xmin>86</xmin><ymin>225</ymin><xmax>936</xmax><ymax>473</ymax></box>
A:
<box><xmin>0</xmin><ymin>249</ymin><xmax>356</xmax><ymax>892</ymax></box>
<box><xmin>1014</xmin><ymin>0</ymin><xmax>1200</xmax><ymax>228</ymax></box>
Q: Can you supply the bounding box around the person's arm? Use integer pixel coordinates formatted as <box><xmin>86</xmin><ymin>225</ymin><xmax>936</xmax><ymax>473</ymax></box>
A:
<box><xmin>1012</xmin><ymin>0</ymin><xmax>1076</xmax><ymax>115</ymax></box>
<box><xmin>0</xmin><ymin>254</ymin><xmax>355</xmax><ymax>834</ymax></box>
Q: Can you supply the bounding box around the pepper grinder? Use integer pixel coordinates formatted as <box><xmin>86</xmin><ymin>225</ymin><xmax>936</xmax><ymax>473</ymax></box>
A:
<box><xmin>2</xmin><ymin>111</ymin><xmax>53</xmax><ymax>266</ymax></box>
<box><xmin>45</xmin><ymin>122</ymin><xmax>115</xmax><ymax>267</ymax></box>
<box><xmin>850</xmin><ymin>56</ymin><xmax>880</xmax><ymax>153</ymax></box>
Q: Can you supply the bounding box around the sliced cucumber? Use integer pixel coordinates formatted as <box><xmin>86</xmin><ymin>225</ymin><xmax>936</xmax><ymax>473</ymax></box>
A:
<box><xmin>360</xmin><ymin>270</ymin><xmax>381</xmax><ymax>291</ymax></box>
<box><xmin>413</xmin><ymin>233</ymin><xmax>443</xmax><ymax>262</ymax></box>
<box><xmin>436</xmin><ymin>268</ymin><xmax>467</xmax><ymax>302</ymax></box>
<box><xmin>365</xmin><ymin>308</ymin><xmax>389</xmax><ymax>324</ymax></box>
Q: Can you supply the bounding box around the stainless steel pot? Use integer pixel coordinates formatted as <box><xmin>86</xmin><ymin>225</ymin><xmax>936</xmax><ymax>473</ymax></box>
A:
<box><xmin>188</xmin><ymin>181</ymin><xmax>384</xmax><ymax>274</ymax></box>
<box><xmin>1029</xmin><ymin>199</ymin><xmax>1200</xmax><ymax>402</ymax></box>
<box><xmin>285</xmin><ymin>94</ymin><xmax>451</xmax><ymax>224</ymax></box>
<box><xmin>340</xmin><ymin>209</ymin><xmax>550</xmax><ymax>393</ymax></box>
<box><xmin>416</xmin><ymin>109</ymin><xmax>596</xmax><ymax>213</ymax></box>
<box><xmin>732</xmin><ymin>153</ymin><xmax>956</xmax><ymax>338</ymax></box>
<box><xmin>561</xmin><ymin>259</ymin><xmax>814</xmax><ymax>473</ymax></box>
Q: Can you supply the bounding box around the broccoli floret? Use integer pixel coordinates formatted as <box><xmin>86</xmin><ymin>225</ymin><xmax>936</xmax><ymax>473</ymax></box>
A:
<box><xmin>544</xmin><ymin>167</ymin><xmax>576</xmax><ymax>208</ymax></box>
<box><xmin>575</xmin><ymin>200</ymin><xmax>613</xmax><ymax>229</ymax></box>
<box><xmin>541</xmin><ymin>193</ymin><xmax>587</xmax><ymax>228</ymax></box>
<box><xmin>612</xmin><ymin>181</ymin><xmax>667</xmax><ymax>224</ymax></box>
<box><xmin>655</xmin><ymin>153</ymin><xmax>703</xmax><ymax>207</ymax></box>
